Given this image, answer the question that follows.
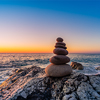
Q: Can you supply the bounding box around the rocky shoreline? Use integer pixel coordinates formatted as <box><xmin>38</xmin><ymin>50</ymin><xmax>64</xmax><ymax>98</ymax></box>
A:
<box><xmin>0</xmin><ymin>66</ymin><xmax>100</xmax><ymax>100</ymax></box>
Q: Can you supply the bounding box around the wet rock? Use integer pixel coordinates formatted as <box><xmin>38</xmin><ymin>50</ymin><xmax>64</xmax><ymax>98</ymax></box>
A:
<box><xmin>20</xmin><ymin>91</ymin><xmax>27</xmax><ymax>98</ymax></box>
<box><xmin>17</xmin><ymin>96</ymin><xmax>25</xmax><ymax>100</ymax></box>
<box><xmin>77</xmin><ymin>82</ymin><xmax>100</xmax><ymax>100</ymax></box>
<box><xmin>12</xmin><ymin>69</ymin><xmax>18</xmax><ymax>73</ymax></box>
<box><xmin>62</xmin><ymin>92</ymin><xmax>78</xmax><ymax>100</ymax></box>
<box><xmin>0</xmin><ymin>66</ymin><xmax>100</xmax><ymax>100</ymax></box>
<box><xmin>95</xmin><ymin>66</ymin><xmax>100</xmax><ymax>70</ymax></box>
<box><xmin>71</xmin><ymin>62</ymin><xmax>84</xmax><ymax>70</ymax></box>
<box><xmin>16</xmin><ymin>69</ymin><xmax>24</xmax><ymax>73</ymax></box>
<box><xmin>89</xmin><ymin>75</ymin><xmax>100</xmax><ymax>93</ymax></box>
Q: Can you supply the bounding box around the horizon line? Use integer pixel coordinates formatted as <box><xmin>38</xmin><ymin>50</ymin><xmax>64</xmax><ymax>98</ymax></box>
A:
<box><xmin>0</xmin><ymin>52</ymin><xmax>100</xmax><ymax>54</ymax></box>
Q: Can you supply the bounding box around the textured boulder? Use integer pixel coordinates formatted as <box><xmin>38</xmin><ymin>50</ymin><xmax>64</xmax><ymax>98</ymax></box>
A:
<box><xmin>0</xmin><ymin>66</ymin><xmax>100</xmax><ymax>100</ymax></box>
<box><xmin>71</xmin><ymin>62</ymin><xmax>84</xmax><ymax>70</ymax></box>
<box><xmin>95</xmin><ymin>66</ymin><xmax>100</xmax><ymax>70</ymax></box>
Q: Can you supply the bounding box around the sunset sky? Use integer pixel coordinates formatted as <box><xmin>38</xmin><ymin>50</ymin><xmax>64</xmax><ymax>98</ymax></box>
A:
<box><xmin>0</xmin><ymin>0</ymin><xmax>100</xmax><ymax>53</ymax></box>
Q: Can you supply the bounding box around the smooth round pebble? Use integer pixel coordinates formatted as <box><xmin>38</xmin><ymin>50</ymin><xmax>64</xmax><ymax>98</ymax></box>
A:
<box><xmin>45</xmin><ymin>63</ymin><xmax>72</xmax><ymax>77</ymax></box>
<box><xmin>53</xmin><ymin>48</ymin><xmax>68</xmax><ymax>55</ymax></box>
<box><xmin>50</xmin><ymin>55</ymin><xmax>70</xmax><ymax>65</ymax></box>
<box><xmin>55</xmin><ymin>45</ymin><xmax>67</xmax><ymax>49</ymax></box>
<box><xmin>56</xmin><ymin>37</ymin><xmax>63</xmax><ymax>42</ymax></box>
<box><xmin>55</xmin><ymin>42</ymin><xmax>66</xmax><ymax>46</ymax></box>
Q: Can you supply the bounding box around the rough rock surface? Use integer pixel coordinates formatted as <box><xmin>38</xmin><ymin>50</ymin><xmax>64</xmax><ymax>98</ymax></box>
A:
<box><xmin>95</xmin><ymin>66</ymin><xmax>100</xmax><ymax>70</ymax></box>
<box><xmin>0</xmin><ymin>66</ymin><xmax>100</xmax><ymax>100</ymax></box>
<box><xmin>71</xmin><ymin>62</ymin><xmax>84</xmax><ymax>70</ymax></box>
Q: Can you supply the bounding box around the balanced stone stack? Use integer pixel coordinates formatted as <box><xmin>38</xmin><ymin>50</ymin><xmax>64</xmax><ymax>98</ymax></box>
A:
<box><xmin>45</xmin><ymin>37</ymin><xmax>72</xmax><ymax>77</ymax></box>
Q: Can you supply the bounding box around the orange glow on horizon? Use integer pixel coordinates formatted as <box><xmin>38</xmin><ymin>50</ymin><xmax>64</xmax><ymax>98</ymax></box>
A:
<box><xmin>0</xmin><ymin>47</ymin><xmax>54</xmax><ymax>53</ymax></box>
<box><xmin>0</xmin><ymin>47</ymin><xmax>100</xmax><ymax>54</ymax></box>
<box><xmin>68</xmin><ymin>47</ymin><xmax>100</xmax><ymax>54</ymax></box>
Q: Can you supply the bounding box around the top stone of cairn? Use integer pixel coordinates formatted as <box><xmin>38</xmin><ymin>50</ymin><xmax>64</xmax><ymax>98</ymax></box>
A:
<box><xmin>56</xmin><ymin>37</ymin><xmax>63</xmax><ymax>42</ymax></box>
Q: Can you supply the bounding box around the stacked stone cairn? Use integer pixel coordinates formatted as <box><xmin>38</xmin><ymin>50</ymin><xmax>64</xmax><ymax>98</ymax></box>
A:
<box><xmin>45</xmin><ymin>37</ymin><xmax>72</xmax><ymax>77</ymax></box>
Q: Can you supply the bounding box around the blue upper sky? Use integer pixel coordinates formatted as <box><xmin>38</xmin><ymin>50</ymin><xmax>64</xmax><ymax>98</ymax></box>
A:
<box><xmin>0</xmin><ymin>0</ymin><xmax>100</xmax><ymax>53</ymax></box>
<box><xmin>1</xmin><ymin>0</ymin><xmax>100</xmax><ymax>18</ymax></box>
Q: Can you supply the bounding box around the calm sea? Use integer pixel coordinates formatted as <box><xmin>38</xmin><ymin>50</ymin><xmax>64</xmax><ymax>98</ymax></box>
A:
<box><xmin>0</xmin><ymin>53</ymin><xmax>100</xmax><ymax>84</ymax></box>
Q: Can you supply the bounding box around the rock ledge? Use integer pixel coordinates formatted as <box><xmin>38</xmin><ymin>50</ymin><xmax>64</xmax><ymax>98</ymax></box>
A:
<box><xmin>0</xmin><ymin>66</ymin><xmax>100</xmax><ymax>100</ymax></box>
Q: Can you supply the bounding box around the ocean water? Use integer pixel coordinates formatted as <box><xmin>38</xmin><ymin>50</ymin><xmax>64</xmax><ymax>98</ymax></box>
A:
<box><xmin>0</xmin><ymin>53</ymin><xmax>100</xmax><ymax>84</ymax></box>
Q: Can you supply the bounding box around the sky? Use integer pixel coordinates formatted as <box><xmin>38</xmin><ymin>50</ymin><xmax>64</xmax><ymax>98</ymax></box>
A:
<box><xmin>0</xmin><ymin>0</ymin><xmax>100</xmax><ymax>53</ymax></box>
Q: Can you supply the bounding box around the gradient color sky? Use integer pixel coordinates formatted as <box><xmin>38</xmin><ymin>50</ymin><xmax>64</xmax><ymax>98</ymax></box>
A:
<box><xmin>0</xmin><ymin>0</ymin><xmax>100</xmax><ymax>53</ymax></box>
